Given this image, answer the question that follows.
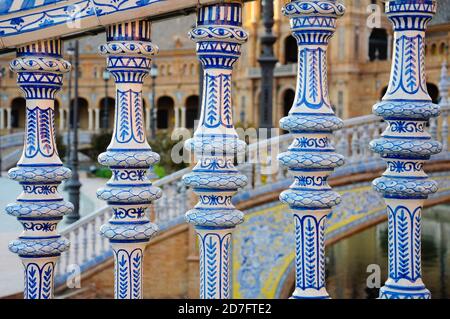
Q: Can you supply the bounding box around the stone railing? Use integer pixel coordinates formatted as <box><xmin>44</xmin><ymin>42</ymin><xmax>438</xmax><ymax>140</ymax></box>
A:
<box><xmin>0</xmin><ymin>132</ymin><xmax>24</xmax><ymax>149</ymax></box>
<box><xmin>52</xmin><ymin>103</ymin><xmax>450</xmax><ymax>289</ymax></box>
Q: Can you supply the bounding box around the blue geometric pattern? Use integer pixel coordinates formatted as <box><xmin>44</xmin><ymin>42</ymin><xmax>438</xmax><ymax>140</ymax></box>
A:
<box><xmin>183</xmin><ymin>2</ymin><xmax>247</xmax><ymax>299</ymax></box>
<box><xmin>279</xmin><ymin>0</ymin><xmax>345</xmax><ymax>299</ymax></box>
<box><xmin>370</xmin><ymin>0</ymin><xmax>439</xmax><ymax>300</ymax></box>
<box><xmin>97</xmin><ymin>19</ymin><xmax>160</xmax><ymax>299</ymax></box>
<box><xmin>6</xmin><ymin>39</ymin><xmax>72</xmax><ymax>299</ymax></box>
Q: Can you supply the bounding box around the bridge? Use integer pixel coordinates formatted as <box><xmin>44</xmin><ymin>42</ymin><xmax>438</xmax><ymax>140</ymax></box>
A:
<box><xmin>0</xmin><ymin>0</ymin><xmax>449</xmax><ymax>300</ymax></box>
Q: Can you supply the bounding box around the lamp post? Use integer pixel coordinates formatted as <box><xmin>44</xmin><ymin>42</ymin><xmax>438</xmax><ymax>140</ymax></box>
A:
<box><xmin>65</xmin><ymin>50</ymin><xmax>73</xmax><ymax>165</ymax></box>
<box><xmin>258</xmin><ymin>0</ymin><xmax>278</xmax><ymax>135</ymax></box>
<box><xmin>0</xmin><ymin>67</ymin><xmax>5</xmax><ymax>176</ymax></box>
<box><xmin>65</xmin><ymin>40</ymin><xmax>81</xmax><ymax>223</ymax></box>
<box><xmin>102</xmin><ymin>69</ymin><xmax>110</xmax><ymax>131</ymax></box>
<box><xmin>150</xmin><ymin>63</ymin><xmax>158</xmax><ymax>139</ymax></box>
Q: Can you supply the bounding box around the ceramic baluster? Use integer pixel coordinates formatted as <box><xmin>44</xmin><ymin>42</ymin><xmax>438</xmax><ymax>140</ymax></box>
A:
<box><xmin>97</xmin><ymin>20</ymin><xmax>161</xmax><ymax>299</ymax></box>
<box><xmin>370</xmin><ymin>0</ymin><xmax>441</xmax><ymax>299</ymax></box>
<box><xmin>6</xmin><ymin>39</ymin><xmax>72</xmax><ymax>299</ymax></box>
<box><xmin>279</xmin><ymin>0</ymin><xmax>345</xmax><ymax>299</ymax></box>
<box><xmin>182</xmin><ymin>1</ymin><xmax>248</xmax><ymax>299</ymax></box>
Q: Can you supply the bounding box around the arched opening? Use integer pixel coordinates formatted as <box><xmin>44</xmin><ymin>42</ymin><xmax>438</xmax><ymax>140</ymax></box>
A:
<box><xmin>70</xmin><ymin>98</ymin><xmax>89</xmax><ymax>130</ymax></box>
<box><xmin>427</xmin><ymin>83</ymin><xmax>439</xmax><ymax>104</ymax></box>
<box><xmin>282</xmin><ymin>89</ymin><xmax>295</xmax><ymax>117</ymax></box>
<box><xmin>157</xmin><ymin>96</ymin><xmax>174</xmax><ymax>129</ymax></box>
<box><xmin>11</xmin><ymin>97</ymin><xmax>26</xmax><ymax>129</ymax></box>
<box><xmin>369</xmin><ymin>28</ymin><xmax>388</xmax><ymax>61</ymax></box>
<box><xmin>284</xmin><ymin>35</ymin><xmax>298</xmax><ymax>64</ymax></box>
<box><xmin>99</xmin><ymin>97</ymin><xmax>115</xmax><ymax>129</ymax></box>
<box><xmin>439</xmin><ymin>43</ymin><xmax>446</xmax><ymax>55</ymax></box>
<box><xmin>185</xmin><ymin>95</ymin><xmax>199</xmax><ymax>129</ymax></box>
<box><xmin>431</xmin><ymin>43</ymin><xmax>437</xmax><ymax>55</ymax></box>
<box><xmin>54</xmin><ymin>100</ymin><xmax>60</xmax><ymax>129</ymax></box>
<box><xmin>380</xmin><ymin>86</ymin><xmax>388</xmax><ymax>100</ymax></box>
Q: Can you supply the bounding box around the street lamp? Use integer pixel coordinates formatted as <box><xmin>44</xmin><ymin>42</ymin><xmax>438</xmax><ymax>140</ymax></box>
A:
<box><xmin>65</xmin><ymin>44</ymin><xmax>74</xmax><ymax>164</ymax></box>
<box><xmin>102</xmin><ymin>69</ymin><xmax>110</xmax><ymax>131</ymax></box>
<box><xmin>65</xmin><ymin>40</ymin><xmax>81</xmax><ymax>223</ymax></box>
<box><xmin>0</xmin><ymin>67</ymin><xmax>5</xmax><ymax>176</ymax></box>
<box><xmin>258</xmin><ymin>0</ymin><xmax>278</xmax><ymax>137</ymax></box>
<box><xmin>150</xmin><ymin>63</ymin><xmax>158</xmax><ymax>139</ymax></box>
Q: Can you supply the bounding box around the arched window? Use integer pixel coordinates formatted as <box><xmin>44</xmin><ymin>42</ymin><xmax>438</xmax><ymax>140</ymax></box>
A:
<box><xmin>369</xmin><ymin>28</ymin><xmax>388</xmax><ymax>61</ymax></box>
<box><xmin>439</xmin><ymin>42</ymin><xmax>446</xmax><ymax>55</ymax></box>
<box><xmin>70</xmin><ymin>98</ymin><xmax>90</xmax><ymax>130</ymax></box>
<box><xmin>427</xmin><ymin>83</ymin><xmax>439</xmax><ymax>104</ymax></box>
<box><xmin>157</xmin><ymin>96</ymin><xmax>175</xmax><ymax>129</ymax></box>
<box><xmin>99</xmin><ymin>97</ymin><xmax>115</xmax><ymax>129</ymax></box>
<box><xmin>185</xmin><ymin>95</ymin><xmax>199</xmax><ymax>129</ymax></box>
<box><xmin>431</xmin><ymin>43</ymin><xmax>437</xmax><ymax>55</ymax></box>
<box><xmin>284</xmin><ymin>35</ymin><xmax>298</xmax><ymax>64</ymax></box>
<box><xmin>282</xmin><ymin>89</ymin><xmax>295</xmax><ymax>117</ymax></box>
<box><xmin>11</xmin><ymin>97</ymin><xmax>26</xmax><ymax>128</ymax></box>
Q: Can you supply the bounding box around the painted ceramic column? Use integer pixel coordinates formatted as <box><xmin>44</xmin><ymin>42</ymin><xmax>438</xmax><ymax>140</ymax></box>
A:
<box><xmin>6</xmin><ymin>39</ymin><xmax>72</xmax><ymax>299</ymax></box>
<box><xmin>279</xmin><ymin>0</ymin><xmax>345</xmax><ymax>299</ymax></box>
<box><xmin>183</xmin><ymin>1</ymin><xmax>248</xmax><ymax>299</ymax></box>
<box><xmin>370</xmin><ymin>0</ymin><xmax>440</xmax><ymax>299</ymax></box>
<box><xmin>97</xmin><ymin>20</ymin><xmax>161</xmax><ymax>299</ymax></box>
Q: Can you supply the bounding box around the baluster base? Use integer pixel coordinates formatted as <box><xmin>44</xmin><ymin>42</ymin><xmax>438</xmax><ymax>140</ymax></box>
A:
<box><xmin>22</xmin><ymin>255</ymin><xmax>59</xmax><ymax>299</ymax></box>
<box><xmin>379</xmin><ymin>283</ymin><xmax>431</xmax><ymax>299</ymax></box>
<box><xmin>291</xmin><ymin>288</ymin><xmax>330</xmax><ymax>299</ymax></box>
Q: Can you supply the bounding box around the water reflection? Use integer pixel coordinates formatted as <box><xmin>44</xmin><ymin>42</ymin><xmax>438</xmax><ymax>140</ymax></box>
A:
<box><xmin>326</xmin><ymin>204</ymin><xmax>450</xmax><ymax>299</ymax></box>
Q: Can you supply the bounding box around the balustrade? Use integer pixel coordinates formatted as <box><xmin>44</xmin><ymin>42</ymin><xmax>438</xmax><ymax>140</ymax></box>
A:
<box><xmin>5</xmin><ymin>39</ymin><xmax>72</xmax><ymax>299</ymax></box>
<box><xmin>96</xmin><ymin>20</ymin><xmax>161</xmax><ymax>299</ymax></box>
<box><xmin>182</xmin><ymin>1</ymin><xmax>248</xmax><ymax>299</ymax></box>
<box><xmin>370</xmin><ymin>0</ymin><xmax>440</xmax><ymax>299</ymax></box>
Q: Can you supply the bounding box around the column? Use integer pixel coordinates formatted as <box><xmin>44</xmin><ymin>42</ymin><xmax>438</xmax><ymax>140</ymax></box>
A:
<box><xmin>88</xmin><ymin>108</ymin><xmax>93</xmax><ymax>131</ymax></box>
<box><xmin>180</xmin><ymin>106</ymin><xmax>186</xmax><ymax>129</ymax></box>
<box><xmin>145</xmin><ymin>106</ymin><xmax>151</xmax><ymax>131</ymax></box>
<box><xmin>279</xmin><ymin>0</ymin><xmax>345</xmax><ymax>299</ymax></box>
<box><xmin>183</xmin><ymin>1</ymin><xmax>248</xmax><ymax>299</ymax></box>
<box><xmin>387</xmin><ymin>32</ymin><xmax>393</xmax><ymax>60</ymax></box>
<box><xmin>6</xmin><ymin>108</ymin><xmax>11</xmax><ymax>129</ymax></box>
<box><xmin>174</xmin><ymin>107</ymin><xmax>180</xmax><ymax>128</ymax></box>
<box><xmin>370</xmin><ymin>0</ymin><xmax>440</xmax><ymax>299</ymax></box>
<box><xmin>0</xmin><ymin>108</ymin><xmax>4</xmax><ymax>129</ymax></box>
<box><xmin>5</xmin><ymin>39</ymin><xmax>72</xmax><ymax>299</ymax></box>
<box><xmin>94</xmin><ymin>108</ymin><xmax>100</xmax><ymax>132</ymax></box>
<box><xmin>97</xmin><ymin>19</ymin><xmax>161</xmax><ymax>299</ymax></box>
<box><xmin>59</xmin><ymin>108</ymin><xmax>65</xmax><ymax>131</ymax></box>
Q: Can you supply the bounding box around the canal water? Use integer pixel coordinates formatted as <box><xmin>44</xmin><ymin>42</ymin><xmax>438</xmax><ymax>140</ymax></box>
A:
<box><xmin>326</xmin><ymin>204</ymin><xmax>450</xmax><ymax>299</ymax></box>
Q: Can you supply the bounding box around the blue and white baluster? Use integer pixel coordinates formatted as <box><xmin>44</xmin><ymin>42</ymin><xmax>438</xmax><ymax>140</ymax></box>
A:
<box><xmin>97</xmin><ymin>20</ymin><xmax>161</xmax><ymax>299</ymax></box>
<box><xmin>6</xmin><ymin>40</ymin><xmax>72</xmax><ymax>299</ymax></box>
<box><xmin>279</xmin><ymin>0</ymin><xmax>345</xmax><ymax>299</ymax></box>
<box><xmin>370</xmin><ymin>0</ymin><xmax>441</xmax><ymax>299</ymax></box>
<box><xmin>183</xmin><ymin>1</ymin><xmax>248</xmax><ymax>299</ymax></box>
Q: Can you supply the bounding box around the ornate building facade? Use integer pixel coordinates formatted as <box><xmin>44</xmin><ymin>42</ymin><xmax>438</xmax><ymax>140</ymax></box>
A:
<box><xmin>0</xmin><ymin>0</ymin><xmax>448</xmax><ymax>135</ymax></box>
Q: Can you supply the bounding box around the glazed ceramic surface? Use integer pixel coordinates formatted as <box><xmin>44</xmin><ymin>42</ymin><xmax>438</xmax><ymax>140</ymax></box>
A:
<box><xmin>370</xmin><ymin>0</ymin><xmax>440</xmax><ymax>299</ymax></box>
<box><xmin>182</xmin><ymin>1</ymin><xmax>248</xmax><ymax>299</ymax></box>
<box><xmin>96</xmin><ymin>20</ymin><xmax>161</xmax><ymax>299</ymax></box>
<box><xmin>278</xmin><ymin>0</ymin><xmax>345</xmax><ymax>299</ymax></box>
